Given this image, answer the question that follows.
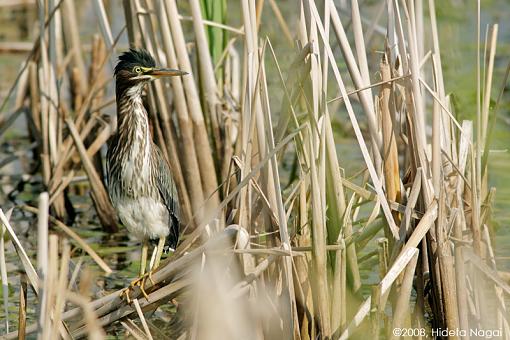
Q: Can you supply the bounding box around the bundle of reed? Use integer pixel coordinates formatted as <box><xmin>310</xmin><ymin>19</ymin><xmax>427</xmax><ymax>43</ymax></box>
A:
<box><xmin>0</xmin><ymin>0</ymin><xmax>509</xmax><ymax>339</ymax></box>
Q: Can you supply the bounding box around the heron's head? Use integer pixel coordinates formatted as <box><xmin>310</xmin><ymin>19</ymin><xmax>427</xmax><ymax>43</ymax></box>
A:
<box><xmin>114</xmin><ymin>48</ymin><xmax>187</xmax><ymax>91</ymax></box>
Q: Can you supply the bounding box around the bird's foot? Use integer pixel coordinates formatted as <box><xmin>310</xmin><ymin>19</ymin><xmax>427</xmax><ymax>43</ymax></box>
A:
<box><xmin>120</xmin><ymin>273</ymin><xmax>152</xmax><ymax>303</ymax></box>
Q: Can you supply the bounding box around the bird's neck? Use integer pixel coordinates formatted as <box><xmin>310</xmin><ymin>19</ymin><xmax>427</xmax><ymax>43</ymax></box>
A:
<box><xmin>115</xmin><ymin>81</ymin><xmax>151</xmax><ymax>145</ymax></box>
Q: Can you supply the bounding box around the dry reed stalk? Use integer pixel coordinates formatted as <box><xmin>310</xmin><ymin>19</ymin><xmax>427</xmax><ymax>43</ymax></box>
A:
<box><xmin>469</xmin><ymin>146</ymin><xmax>482</xmax><ymax>256</ymax></box>
<box><xmin>36</xmin><ymin>199</ymin><xmax>69</xmax><ymax>339</ymax></box>
<box><xmin>0</xmin><ymin>208</ymin><xmax>10</xmax><ymax>334</ymax></box>
<box><xmin>479</xmin><ymin>24</ymin><xmax>498</xmax><ymax>202</ymax></box>
<box><xmin>0</xmin><ymin>0</ymin><xmax>60</xmax><ymax>115</ymax></box>
<box><xmin>38</xmin><ymin>64</ymin><xmax>51</xmax><ymax>190</ymax></box>
<box><xmin>67</xmin><ymin>228</ymin><xmax>256</xmax><ymax>337</ymax></box>
<box><xmin>399</xmin><ymin>169</ymin><xmax>421</xmax><ymax>240</ymax></box>
<box><xmin>255</xmin><ymin>0</ymin><xmax>264</xmax><ymax>28</ymax></box>
<box><xmin>44</xmin><ymin>227</ymin><xmax>245</xmax><ymax>334</ymax></box>
<box><xmin>339</xmin><ymin>247</ymin><xmax>419</xmax><ymax>340</ymax></box>
<box><xmin>0</xmin><ymin>209</ymin><xmax>39</xmax><ymax>293</ymax></box>
<box><xmin>308</xmin><ymin>127</ymin><xmax>330</xmax><ymax>337</ymax></box>
<box><xmin>92</xmin><ymin>0</ymin><xmax>114</xmax><ymax>51</ymax></box>
<box><xmin>121</xmin><ymin>319</ymin><xmax>149</xmax><ymax>340</ymax></box>
<box><xmin>324</xmin><ymin>110</ymin><xmax>358</xmax><ymax>297</ymax></box>
<box><xmin>379</xmin><ymin>54</ymin><xmax>401</xmax><ymax>231</ymax></box>
<box><xmin>370</xmin><ymin>285</ymin><xmax>382</xmax><ymax>340</ymax></box>
<box><xmin>51</xmin><ymin>239</ymin><xmax>71</xmax><ymax>337</ymax></box>
<box><xmin>28</xmin><ymin>61</ymin><xmax>41</xmax><ymax>136</ymax></box>
<box><xmin>14</xmin><ymin>63</ymin><xmax>29</xmax><ymax>113</ymax></box>
<box><xmin>154</xmin><ymin>0</ymin><xmax>204</xmax><ymax>221</ymax></box>
<box><xmin>165</xmin><ymin>0</ymin><xmax>220</xmax><ymax>208</ymax></box>
<box><xmin>21</xmin><ymin>205</ymin><xmax>112</xmax><ymax>273</ymax></box>
<box><xmin>390</xmin><ymin>251</ymin><xmax>418</xmax><ymax>339</ymax></box>
<box><xmin>46</xmin><ymin>30</ymin><xmax>124</xmax><ymax>220</ymax></box>
<box><xmin>320</xmin><ymin>0</ymin><xmax>330</xmax><ymax>97</ymax></box>
<box><xmin>328</xmin><ymin>0</ymin><xmax>381</xmax><ymax>151</ymax></box>
<box><xmin>343</xmin><ymin>197</ymin><xmax>361</xmax><ymax>292</ymax></box>
<box><xmin>18</xmin><ymin>274</ymin><xmax>28</xmax><ymax>340</ymax></box>
<box><xmin>21</xmin><ymin>206</ymin><xmax>112</xmax><ymax>275</ymax></box>
<box><xmin>61</xmin><ymin>0</ymin><xmax>87</xmax><ymax>95</ymax></box>
<box><xmin>271</xmin><ymin>40</ymin><xmax>311</xmax><ymax>155</ymax></box>
<box><xmin>85</xmin><ymin>123</ymin><xmax>112</xmax><ymax>159</ymax></box>
<box><xmin>267</xmin><ymin>0</ymin><xmax>293</xmax><ymax>44</ymax></box>
<box><xmin>122</xmin><ymin>0</ymin><xmax>139</xmax><ymax>46</ymax></box>
<box><xmin>36</xmin><ymin>193</ymin><xmax>49</xmax><ymax>300</ymax></box>
<box><xmin>178</xmin><ymin>127</ymin><xmax>302</xmax><ymax>253</ymax></box>
<box><xmin>351</xmin><ymin>0</ymin><xmax>371</xmax><ymax>96</ymax></box>
<box><xmin>324</xmin><ymin>112</ymin><xmax>347</xmax><ymax>244</ymax></box>
<box><xmin>87</xmin><ymin>35</ymin><xmax>108</xmax><ymax>182</ymax></box>
<box><xmin>66</xmin><ymin>118</ymin><xmax>117</xmax><ymax>232</ymax></box>
<box><xmin>45</xmin><ymin>1</ymin><xmax>67</xmax><ymax>221</ymax></box>
<box><xmin>69</xmin><ymin>280</ymin><xmax>189</xmax><ymax>337</ymax></box>
<box><xmin>41</xmin><ymin>235</ymin><xmax>60</xmax><ymax>340</ymax></box>
<box><xmin>0</xmin><ymin>108</ymin><xmax>25</xmax><ymax>143</ymax></box>
<box><xmin>308</xmin><ymin>0</ymin><xmax>400</xmax><ymax>239</ymax></box>
<box><xmin>377</xmin><ymin>238</ymin><xmax>389</xmax><ymax>279</ymax></box>
<box><xmin>481</xmin><ymin>24</ymin><xmax>498</xmax><ymax>149</ymax></box>
<box><xmin>49</xmin><ymin>113</ymin><xmax>97</xmax><ymax>194</ymax></box>
<box><xmin>189</xmin><ymin>0</ymin><xmax>222</xmax><ymax>156</ymax></box>
<box><xmin>428</xmin><ymin>0</ymin><xmax>451</xmax><ymax>153</ymax></box>
<box><xmin>65</xmin><ymin>291</ymin><xmax>106</xmax><ymax>339</ymax></box>
<box><xmin>147</xmin><ymin>2</ymin><xmax>193</xmax><ymax>223</ymax></box>
<box><xmin>436</xmin><ymin>187</ymin><xmax>460</xmax><ymax>334</ymax></box>
<box><xmin>259</xmin><ymin>57</ymin><xmax>299</xmax><ymax>336</ymax></box>
<box><xmin>235</xmin><ymin>75</ymin><xmax>254</xmax><ymax>233</ymax></box>
<box><xmin>238</xmin><ymin>1</ymin><xmax>279</xmax><ymax>250</ymax></box>
<box><xmin>401</xmin><ymin>0</ymin><xmax>426</xmax><ymax>145</ymax></box>
<box><xmin>132</xmin><ymin>299</ymin><xmax>154</xmax><ymax>340</ymax></box>
<box><xmin>294</xmin><ymin>178</ymin><xmax>313</xmax><ymax>339</ymax></box>
<box><xmin>331</xmin><ymin>238</ymin><xmax>346</xmax><ymax>335</ymax></box>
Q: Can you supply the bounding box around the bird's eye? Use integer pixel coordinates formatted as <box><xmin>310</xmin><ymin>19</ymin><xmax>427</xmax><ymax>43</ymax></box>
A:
<box><xmin>133</xmin><ymin>66</ymin><xmax>142</xmax><ymax>74</ymax></box>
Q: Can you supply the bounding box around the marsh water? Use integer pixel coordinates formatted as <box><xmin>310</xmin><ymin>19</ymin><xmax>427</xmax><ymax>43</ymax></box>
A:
<box><xmin>0</xmin><ymin>0</ymin><xmax>510</xmax><ymax>335</ymax></box>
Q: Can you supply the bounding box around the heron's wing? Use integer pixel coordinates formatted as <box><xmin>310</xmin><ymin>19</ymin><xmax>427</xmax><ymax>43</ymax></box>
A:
<box><xmin>154</xmin><ymin>147</ymin><xmax>180</xmax><ymax>249</ymax></box>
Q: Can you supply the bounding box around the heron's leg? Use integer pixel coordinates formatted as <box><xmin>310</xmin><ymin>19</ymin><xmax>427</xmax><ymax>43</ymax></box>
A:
<box><xmin>139</xmin><ymin>240</ymin><xmax>149</xmax><ymax>277</ymax></box>
<box><xmin>148</xmin><ymin>244</ymin><xmax>158</xmax><ymax>271</ymax></box>
<box><xmin>153</xmin><ymin>236</ymin><xmax>165</xmax><ymax>269</ymax></box>
<box><xmin>147</xmin><ymin>237</ymin><xmax>165</xmax><ymax>285</ymax></box>
<box><xmin>120</xmin><ymin>240</ymin><xmax>151</xmax><ymax>302</ymax></box>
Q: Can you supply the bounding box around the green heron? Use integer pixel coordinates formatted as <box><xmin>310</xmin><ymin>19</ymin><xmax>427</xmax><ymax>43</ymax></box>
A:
<box><xmin>107</xmin><ymin>48</ymin><xmax>185</xmax><ymax>288</ymax></box>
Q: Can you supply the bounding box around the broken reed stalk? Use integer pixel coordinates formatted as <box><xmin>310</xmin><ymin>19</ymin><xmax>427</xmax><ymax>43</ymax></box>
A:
<box><xmin>390</xmin><ymin>251</ymin><xmax>419</xmax><ymax>339</ymax></box>
<box><xmin>0</xmin><ymin>209</ymin><xmax>9</xmax><ymax>334</ymax></box>
<box><xmin>36</xmin><ymin>193</ymin><xmax>49</xmax><ymax>335</ymax></box>
<box><xmin>18</xmin><ymin>274</ymin><xmax>27</xmax><ymax>340</ymax></box>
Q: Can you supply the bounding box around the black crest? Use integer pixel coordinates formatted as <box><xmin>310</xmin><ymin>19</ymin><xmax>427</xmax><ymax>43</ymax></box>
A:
<box><xmin>114</xmin><ymin>48</ymin><xmax>156</xmax><ymax>75</ymax></box>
